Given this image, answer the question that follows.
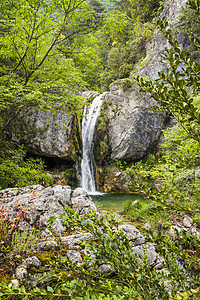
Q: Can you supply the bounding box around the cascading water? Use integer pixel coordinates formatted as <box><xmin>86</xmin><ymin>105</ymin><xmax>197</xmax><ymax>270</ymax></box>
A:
<box><xmin>81</xmin><ymin>93</ymin><xmax>106</xmax><ymax>194</ymax></box>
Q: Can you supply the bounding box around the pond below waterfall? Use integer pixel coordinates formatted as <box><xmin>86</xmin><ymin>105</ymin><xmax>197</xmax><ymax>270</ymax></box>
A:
<box><xmin>91</xmin><ymin>193</ymin><xmax>145</xmax><ymax>213</ymax></box>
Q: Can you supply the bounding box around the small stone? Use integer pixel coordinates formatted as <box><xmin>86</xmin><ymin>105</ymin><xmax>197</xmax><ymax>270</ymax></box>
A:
<box><xmin>51</xmin><ymin>218</ymin><xmax>65</xmax><ymax>235</ymax></box>
<box><xmin>66</xmin><ymin>250</ymin><xmax>83</xmax><ymax>266</ymax></box>
<box><xmin>98</xmin><ymin>263</ymin><xmax>114</xmax><ymax>275</ymax></box>
<box><xmin>34</xmin><ymin>240</ymin><xmax>58</xmax><ymax>251</ymax></box>
<box><xmin>131</xmin><ymin>200</ymin><xmax>139</xmax><ymax>208</ymax></box>
<box><xmin>22</xmin><ymin>256</ymin><xmax>41</xmax><ymax>268</ymax></box>
<box><xmin>40</xmin><ymin>228</ymin><xmax>53</xmax><ymax>240</ymax></box>
<box><xmin>119</xmin><ymin>224</ymin><xmax>145</xmax><ymax>245</ymax></box>
<box><xmin>168</xmin><ymin>225</ymin><xmax>182</xmax><ymax>237</ymax></box>
<box><xmin>16</xmin><ymin>266</ymin><xmax>28</xmax><ymax>280</ymax></box>
<box><xmin>11</xmin><ymin>279</ymin><xmax>19</xmax><ymax>288</ymax></box>
<box><xmin>142</xmin><ymin>222</ymin><xmax>151</xmax><ymax>230</ymax></box>
<box><xmin>150</xmin><ymin>201</ymin><xmax>155</xmax><ymax>208</ymax></box>
<box><xmin>61</xmin><ymin>233</ymin><xmax>93</xmax><ymax>248</ymax></box>
<box><xmin>182</xmin><ymin>216</ymin><xmax>193</xmax><ymax>228</ymax></box>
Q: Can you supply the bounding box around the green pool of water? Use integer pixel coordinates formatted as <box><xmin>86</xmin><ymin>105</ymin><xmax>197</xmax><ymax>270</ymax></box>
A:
<box><xmin>91</xmin><ymin>193</ymin><xmax>144</xmax><ymax>212</ymax></box>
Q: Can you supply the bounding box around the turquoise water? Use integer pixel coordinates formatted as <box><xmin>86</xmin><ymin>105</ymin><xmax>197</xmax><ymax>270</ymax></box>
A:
<box><xmin>91</xmin><ymin>193</ymin><xmax>144</xmax><ymax>212</ymax></box>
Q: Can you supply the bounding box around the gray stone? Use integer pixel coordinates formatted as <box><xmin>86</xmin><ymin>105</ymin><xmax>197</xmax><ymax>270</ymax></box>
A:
<box><xmin>65</xmin><ymin>250</ymin><xmax>83</xmax><ymax>266</ymax></box>
<box><xmin>182</xmin><ymin>216</ymin><xmax>193</xmax><ymax>228</ymax></box>
<box><xmin>22</xmin><ymin>256</ymin><xmax>41</xmax><ymax>268</ymax></box>
<box><xmin>100</xmin><ymin>87</ymin><xmax>166</xmax><ymax>161</ymax></box>
<box><xmin>168</xmin><ymin>225</ymin><xmax>182</xmax><ymax>237</ymax></box>
<box><xmin>34</xmin><ymin>240</ymin><xmax>58</xmax><ymax>251</ymax></box>
<box><xmin>51</xmin><ymin>218</ymin><xmax>65</xmax><ymax>235</ymax></box>
<box><xmin>61</xmin><ymin>233</ymin><xmax>93</xmax><ymax>248</ymax></box>
<box><xmin>119</xmin><ymin>224</ymin><xmax>145</xmax><ymax>245</ymax></box>
<box><xmin>150</xmin><ymin>201</ymin><xmax>156</xmax><ymax>209</ymax></box>
<box><xmin>16</xmin><ymin>267</ymin><xmax>28</xmax><ymax>280</ymax></box>
<box><xmin>11</xmin><ymin>279</ymin><xmax>19</xmax><ymax>288</ymax></box>
<box><xmin>0</xmin><ymin>185</ymin><xmax>96</xmax><ymax>231</ymax></box>
<box><xmin>25</xmin><ymin>108</ymin><xmax>73</xmax><ymax>159</ymax></box>
<box><xmin>132</xmin><ymin>242</ymin><xmax>165</xmax><ymax>269</ymax></box>
<box><xmin>40</xmin><ymin>228</ymin><xmax>54</xmax><ymax>240</ymax></box>
<box><xmin>71</xmin><ymin>188</ymin><xmax>97</xmax><ymax>215</ymax></box>
<box><xmin>131</xmin><ymin>200</ymin><xmax>139</xmax><ymax>208</ymax></box>
<box><xmin>98</xmin><ymin>263</ymin><xmax>115</xmax><ymax>275</ymax></box>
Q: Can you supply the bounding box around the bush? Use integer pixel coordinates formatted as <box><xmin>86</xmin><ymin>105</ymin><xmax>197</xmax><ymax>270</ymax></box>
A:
<box><xmin>0</xmin><ymin>147</ymin><xmax>53</xmax><ymax>189</ymax></box>
<box><xmin>0</xmin><ymin>200</ymin><xmax>39</xmax><ymax>283</ymax></box>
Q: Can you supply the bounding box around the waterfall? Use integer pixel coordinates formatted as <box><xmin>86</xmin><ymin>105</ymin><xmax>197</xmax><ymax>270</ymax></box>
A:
<box><xmin>81</xmin><ymin>93</ymin><xmax>106</xmax><ymax>193</ymax></box>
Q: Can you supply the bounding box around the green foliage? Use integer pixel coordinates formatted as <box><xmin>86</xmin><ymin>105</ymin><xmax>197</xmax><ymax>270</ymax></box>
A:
<box><xmin>0</xmin><ymin>146</ymin><xmax>53</xmax><ymax>189</ymax></box>
<box><xmin>94</xmin><ymin>0</ymin><xmax>163</xmax><ymax>90</ymax></box>
<box><xmin>0</xmin><ymin>201</ymin><xmax>40</xmax><ymax>283</ymax></box>
<box><xmin>0</xmin><ymin>208</ymin><xmax>199</xmax><ymax>298</ymax></box>
<box><xmin>127</xmin><ymin>0</ymin><xmax>200</xmax><ymax>231</ymax></box>
<box><xmin>123</xmin><ymin>199</ymin><xmax>151</xmax><ymax>221</ymax></box>
<box><xmin>99</xmin><ymin>17</ymin><xmax>154</xmax><ymax>90</ymax></box>
<box><xmin>0</xmin><ymin>0</ymin><xmax>105</xmax><ymax>188</ymax></box>
<box><xmin>126</xmin><ymin>124</ymin><xmax>200</xmax><ymax>230</ymax></box>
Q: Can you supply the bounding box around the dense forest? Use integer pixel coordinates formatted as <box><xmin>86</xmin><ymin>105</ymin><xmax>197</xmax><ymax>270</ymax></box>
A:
<box><xmin>0</xmin><ymin>0</ymin><xmax>200</xmax><ymax>298</ymax></box>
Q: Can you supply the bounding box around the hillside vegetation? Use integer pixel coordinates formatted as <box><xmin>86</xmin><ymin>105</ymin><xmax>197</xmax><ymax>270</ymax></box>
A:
<box><xmin>0</xmin><ymin>0</ymin><xmax>200</xmax><ymax>298</ymax></box>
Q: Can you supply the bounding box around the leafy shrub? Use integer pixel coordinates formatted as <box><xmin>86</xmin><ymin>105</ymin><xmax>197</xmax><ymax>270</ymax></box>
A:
<box><xmin>0</xmin><ymin>147</ymin><xmax>53</xmax><ymax>189</ymax></box>
<box><xmin>123</xmin><ymin>199</ymin><xmax>151</xmax><ymax>221</ymax></box>
<box><xmin>0</xmin><ymin>199</ymin><xmax>39</xmax><ymax>282</ymax></box>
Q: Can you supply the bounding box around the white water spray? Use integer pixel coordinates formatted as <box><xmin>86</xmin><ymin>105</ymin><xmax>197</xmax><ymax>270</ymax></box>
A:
<box><xmin>81</xmin><ymin>93</ymin><xmax>106</xmax><ymax>193</ymax></box>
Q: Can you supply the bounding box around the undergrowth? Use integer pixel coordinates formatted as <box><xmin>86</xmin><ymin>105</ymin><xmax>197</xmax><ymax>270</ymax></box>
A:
<box><xmin>0</xmin><ymin>208</ymin><xmax>199</xmax><ymax>299</ymax></box>
<box><xmin>125</xmin><ymin>125</ymin><xmax>200</xmax><ymax>228</ymax></box>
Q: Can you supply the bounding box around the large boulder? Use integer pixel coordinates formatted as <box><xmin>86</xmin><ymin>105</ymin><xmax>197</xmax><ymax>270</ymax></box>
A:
<box><xmin>28</xmin><ymin>108</ymin><xmax>73</xmax><ymax>159</ymax></box>
<box><xmin>98</xmin><ymin>84</ymin><xmax>166</xmax><ymax>162</ymax></box>
<box><xmin>0</xmin><ymin>185</ymin><xmax>96</xmax><ymax>233</ymax></box>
